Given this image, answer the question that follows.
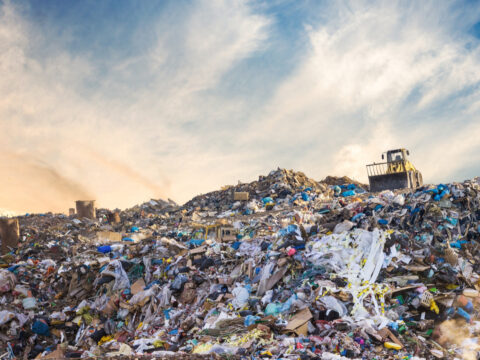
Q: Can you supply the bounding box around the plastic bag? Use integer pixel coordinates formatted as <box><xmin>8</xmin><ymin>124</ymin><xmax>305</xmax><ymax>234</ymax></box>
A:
<box><xmin>130</xmin><ymin>286</ymin><xmax>157</xmax><ymax>305</ymax></box>
<box><xmin>22</xmin><ymin>297</ymin><xmax>37</xmax><ymax>310</ymax></box>
<box><xmin>101</xmin><ymin>260</ymin><xmax>130</xmax><ymax>291</ymax></box>
<box><xmin>333</xmin><ymin>220</ymin><xmax>354</xmax><ymax>234</ymax></box>
<box><xmin>244</xmin><ymin>315</ymin><xmax>260</xmax><ymax>326</ymax></box>
<box><xmin>261</xmin><ymin>290</ymin><xmax>273</xmax><ymax>305</ymax></box>
<box><xmin>171</xmin><ymin>274</ymin><xmax>188</xmax><ymax>291</ymax></box>
<box><xmin>231</xmin><ymin>286</ymin><xmax>249</xmax><ymax>309</ymax></box>
<box><xmin>319</xmin><ymin>295</ymin><xmax>347</xmax><ymax>317</ymax></box>
<box><xmin>0</xmin><ymin>310</ymin><xmax>15</xmax><ymax>325</ymax></box>
<box><xmin>393</xmin><ymin>194</ymin><xmax>405</xmax><ymax>206</ymax></box>
<box><xmin>257</xmin><ymin>261</ymin><xmax>275</xmax><ymax>296</ymax></box>
<box><xmin>143</xmin><ymin>257</ymin><xmax>152</xmax><ymax>284</ymax></box>
<box><xmin>265</xmin><ymin>303</ymin><xmax>281</xmax><ymax>316</ymax></box>
<box><xmin>280</xmin><ymin>294</ymin><xmax>297</xmax><ymax>313</ymax></box>
<box><xmin>0</xmin><ymin>269</ymin><xmax>16</xmax><ymax>293</ymax></box>
<box><xmin>157</xmin><ymin>285</ymin><xmax>172</xmax><ymax>308</ymax></box>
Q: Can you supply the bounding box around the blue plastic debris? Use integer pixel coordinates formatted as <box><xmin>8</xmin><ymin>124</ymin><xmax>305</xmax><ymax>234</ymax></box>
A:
<box><xmin>301</xmin><ymin>192</ymin><xmax>310</xmax><ymax>201</ymax></box>
<box><xmin>97</xmin><ymin>245</ymin><xmax>112</xmax><ymax>253</ymax></box>
<box><xmin>231</xmin><ymin>241</ymin><xmax>242</xmax><ymax>250</ymax></box>
<box><xmin>187</xmin><ymin>239</ymin><xmax>204</xmax><ymax>247</ymax></box>
<box><xmin>32</xmin><ymin>319</ymin><xmax>50</xmax><ymax>336</ymax></box>
<box><xmin>351</xmin><ymin>213</ymin><xmax>365</xmax><ymax>222</ymax></box>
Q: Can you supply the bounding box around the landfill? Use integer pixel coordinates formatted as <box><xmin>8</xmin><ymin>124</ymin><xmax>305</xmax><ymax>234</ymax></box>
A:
<box><xmin>1</xmin><ymin>168</ymin><xmax>480</xmax><ymax>359</ymax></box>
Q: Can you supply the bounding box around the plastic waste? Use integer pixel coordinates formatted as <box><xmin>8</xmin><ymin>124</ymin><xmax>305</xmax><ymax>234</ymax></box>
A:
<box><xmin>171</xmin><ymin>274</ymin><xmax>188</xmax><ymax>291</ymax></box>
<box><xmin>244</xmin><ymin>315</ymin><xmax>260</xmax><ymax>326</ymax></box>
<box><xmin>265</xmin><ymin>303</ymin><xmax>281</xmax><ymax>316</ymax></box>
<box><xmin>384</xmin><ymin>342</ymin><xmax>402</xmax><ymax>350</ymax></box>
<box><xmin>0</xmin><ymin>269</ymin><xmax>16</xmax><ymax>293</ymax></box>
<box><xmin>231</xmin><ymin>286</ymin><xmax>249</xmax><ymax>309</ymax></box>
<box><xmin>0</xmin><ymin>310</ymin><xmax>15</xmax><ymax>325</ymax></box>
<box><xmin>257</xmin><ymin>262</ymin><xmax>275</xmax><ymax>296</ymax></box>
<box><xmin>32</xmin><ymin>319</ymin><xmax>50</xmax><ymax>336</ymax></box>
<box><xmin>319</xmin><ymin>295</ymin><xmax>348</xmax><ymax>317</ymax></box>
<box><xmin>22</xmin><ymin>297</ymin><xmax>37</xmax><ymax>310</ymax></box>
<box><xmin>104</xmin><ymin>260</ymin><xmax>130</xmax><ymax>290</ymax></box>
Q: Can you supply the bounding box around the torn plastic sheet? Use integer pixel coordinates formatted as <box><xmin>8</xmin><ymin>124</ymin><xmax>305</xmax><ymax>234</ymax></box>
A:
<box><xmin>99</xmin><ymin>260</ymin><xmax>130</xmax><ymax>291</ymax></box>
<box><xmin>307</xmin><ymin>229</ymin><xmax>388</xmax><ymax>320</ymax></box>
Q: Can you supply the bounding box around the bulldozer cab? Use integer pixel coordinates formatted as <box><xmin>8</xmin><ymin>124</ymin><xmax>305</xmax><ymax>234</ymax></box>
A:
<box><xmin>383</xmin><ymin>149</ymin><xmax>407</xmax><ymax>162</ymax></box>
<box><xmin>382</xmin><ymin>149</ymin><xmax>415</xmax><ymax>174</ymax></box>
<box><xmin>367</xmin><ymin>148</ymin><xmax>422</xmax><ymax>192</ymax></box>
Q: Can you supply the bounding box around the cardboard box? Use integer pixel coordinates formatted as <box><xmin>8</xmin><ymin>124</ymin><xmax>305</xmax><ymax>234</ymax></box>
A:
<box><xmin>233</xmin><ymin>192</ymin><xmax>249</xmax><ymax>201</ymax></box>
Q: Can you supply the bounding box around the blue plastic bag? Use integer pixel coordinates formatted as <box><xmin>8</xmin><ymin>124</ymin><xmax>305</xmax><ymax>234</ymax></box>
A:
<box><xmin>32</xmin><ymin>319</ymin><xmax>50</xmax><ymax>336</ymax></box>
<box><xmin>97</xmin><ymin>245</ymin><xmax>112</xmax><ymax>253</ymax></box>
<box><xmin>262</xmin><ymin>197</ymin><xmax>274</xmax><ymax>205</ymax></box>
<box><xmin>341</xmin><ymin>190</ymin><xmax>355</xmax><ymax>197</ymax></box>
<box><xmin>301</xmin><ymin>192</ymin><xmax>310</xmax><ymax>201</ymax></box>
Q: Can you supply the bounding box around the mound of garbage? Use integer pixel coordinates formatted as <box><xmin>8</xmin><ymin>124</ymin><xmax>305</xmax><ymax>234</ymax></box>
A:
<box><xmin>1</xmin><ymin>170</ymin><xmax>480</xmax><ymax>359</ymax></box>
<box><xmin>184</xmin><ymin>168</ymin><xmax>334</xmax><ymax>211</ymax></box>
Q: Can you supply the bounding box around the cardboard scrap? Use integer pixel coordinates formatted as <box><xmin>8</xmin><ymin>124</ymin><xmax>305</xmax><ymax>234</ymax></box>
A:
<box><xmin>403</xmin><ymin>265</ymin><xmax>430</xmax><ymax>272</ymax></box>
<box><xmin>97</xmin><ymin>231</ymin><xmax>122</xmax><ymax>243</ymax></box>
<box><xmin>285</xmin><ymin>307</ymin><xmax>312</xmax><ymax>335</ymax></box>
<box><xmin>378</xmin><ymin>327</ymin><xmax>403</xmax><ymax>348</ymax></box>
<box><xmin>130</xmin><ymin>278</ymin><xmax>145</xmax><ymax>295</ymax></box>
<box><xmin>189</xmin><ymin>245</ymin><xmax>207</xmax><ymax>255</ymax></box>
<box><xmin>39</xmin><ymin>345</ymin><xmax>65</xmax><ymax>359</ymax></box>
<box><xmin>265</xmin><ymin>266</ymin><xmax>289</xmax><ymax>292</ymax></box>
<box><xmin>102</xmin><ymin>295</ymin><xmax>119</xmax><ymax>316</ymax></box>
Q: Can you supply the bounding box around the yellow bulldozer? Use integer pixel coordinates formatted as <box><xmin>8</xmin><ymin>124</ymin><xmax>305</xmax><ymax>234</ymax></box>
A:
<box><xmin>366</xmin><ymin>148</ymin><xmax>423</xmax><ymax>192</ymax></box>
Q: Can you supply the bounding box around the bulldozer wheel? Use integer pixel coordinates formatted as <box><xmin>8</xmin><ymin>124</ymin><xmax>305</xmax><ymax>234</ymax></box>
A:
<box><xmin>416</xmin><ymin>171</ymin><xmax>423</xmax><ymax>187</ymax></box>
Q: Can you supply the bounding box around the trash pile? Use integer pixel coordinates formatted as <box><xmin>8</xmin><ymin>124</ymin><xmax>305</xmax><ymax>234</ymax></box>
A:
<box><xmin>1</xmin><ymin>169</ymin><xmax>480</xmax><ymax>359</ymax></box>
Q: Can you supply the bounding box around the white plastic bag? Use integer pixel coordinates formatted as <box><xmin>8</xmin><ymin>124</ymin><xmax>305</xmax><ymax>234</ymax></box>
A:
<box><xmin>107</xmin><ymin>260</ymin><xmax>130</xmax><ymax>290</ymax></box>
<box><xmin>157</xmin><ymin>285</ymin><xmax>172</xmax><ymax>308</ymax></box>
<box><xmin>319</xmin><ymin>296</ymin><xmax>348</xmax><ymax>317</ymax></box>
<box><xmin>333</xmin><ymin>220</ymin><xmax>354</xmax><ymax>234</ymax></box>
<box><xmin>0</xmin><ymin>269</ymin><xmax>16</xmax><ymax>293</ymax></box>
<box><xmin>0</xmin><ymin>310</ymin><xmax>15</xmax><ymax>325</ymax></box>
<box><xmin>257</xmin><ymin>261</ymin><xmax>275</xmax><ymax>296</ymax></box>
<box><xmin>231</xmin><ymin>286</ymin><xmax>249</xmax><ymax>309</ymax></box>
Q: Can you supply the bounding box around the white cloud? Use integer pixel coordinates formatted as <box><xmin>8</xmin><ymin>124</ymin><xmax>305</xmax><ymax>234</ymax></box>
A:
<box><xmin>0</xmin><ymin>0</ymin><xmax>269</xmax><ymax>213</ymax></box>
<box><xmin>244</xmin><ymin>1</ymin><xmax>480</xmax><ymax>184</ymax></box>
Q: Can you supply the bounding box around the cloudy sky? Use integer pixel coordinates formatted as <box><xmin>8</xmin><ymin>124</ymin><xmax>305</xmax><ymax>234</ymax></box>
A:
<box><xmin>2</xmin><ymin>0</ymin><xmax>480</xmax><ymax>213</ymax></box>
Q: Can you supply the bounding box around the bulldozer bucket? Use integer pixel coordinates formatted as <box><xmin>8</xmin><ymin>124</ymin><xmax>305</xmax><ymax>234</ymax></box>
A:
<box><xmin>366</xmin><ymin>150</ymin><xmax>423</xmax><ymax>192</ymax></box>
<box><xmin>368</xmin><ymin>170</ymin><xmax>422</xmax><ymax>192</ymax></box>
<box><xmin>369</xmin><ymin>172</ymin><xmax>409</xmax><ymax>192</ymax></box>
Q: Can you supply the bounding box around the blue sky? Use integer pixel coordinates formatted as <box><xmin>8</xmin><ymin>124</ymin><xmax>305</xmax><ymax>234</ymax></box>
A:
<box><xmin>1</xmin><ymin>0</ymin><xmax>480</xmax><ymax>213</ymax></box>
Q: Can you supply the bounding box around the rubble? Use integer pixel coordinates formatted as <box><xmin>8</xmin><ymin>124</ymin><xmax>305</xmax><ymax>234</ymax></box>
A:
<box><xmin>1</xmin><ymin>169</ymin><xmax>480</xmax><ymax>359</ymax></box>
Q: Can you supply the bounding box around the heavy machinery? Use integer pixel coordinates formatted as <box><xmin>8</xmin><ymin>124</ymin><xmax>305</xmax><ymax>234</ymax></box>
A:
<box><xmin>366</xmin><ymin>148</ymin><xmax>423</xmax><ymax>192</ymax></box>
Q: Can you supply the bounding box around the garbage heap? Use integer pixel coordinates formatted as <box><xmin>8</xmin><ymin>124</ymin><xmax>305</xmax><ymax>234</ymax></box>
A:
<box><xmin>1</xmin><ymin>169</ymin><xmax>480</xmax><ymax>359</ymax></box>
